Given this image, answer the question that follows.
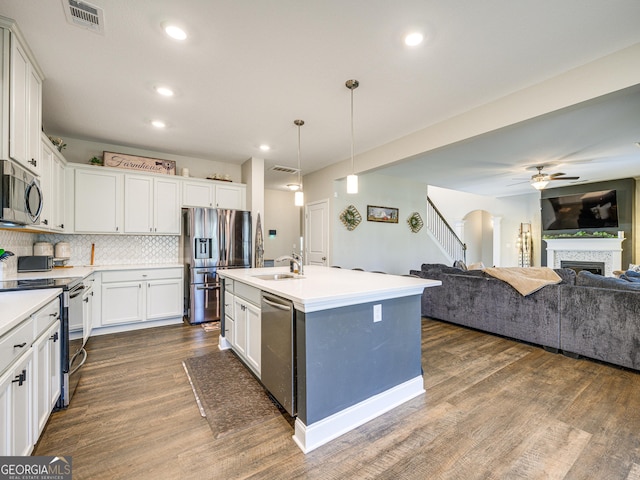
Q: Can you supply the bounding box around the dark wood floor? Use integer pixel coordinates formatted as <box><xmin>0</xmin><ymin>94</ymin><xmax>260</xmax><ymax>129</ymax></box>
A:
<box><xmin>34</xmin><ymin>319</ymin><xmax>640</xmax><ymax>479</ymax></box>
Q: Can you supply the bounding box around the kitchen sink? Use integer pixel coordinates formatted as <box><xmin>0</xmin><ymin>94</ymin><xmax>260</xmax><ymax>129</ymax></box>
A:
<box><xmin>252</xmin><ymin>273</ymin><xmax>305</xmax><ymax>281</ymax></box>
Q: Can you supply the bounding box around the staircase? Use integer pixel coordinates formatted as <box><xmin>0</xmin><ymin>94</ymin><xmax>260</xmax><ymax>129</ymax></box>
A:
<box><xmin>426</xmin><ymin>197</ymin><xmax>467</xmax><ymax>264</ymax></box>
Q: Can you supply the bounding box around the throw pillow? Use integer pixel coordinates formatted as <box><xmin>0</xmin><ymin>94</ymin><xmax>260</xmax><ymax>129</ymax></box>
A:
<box><xmin>625</xmin><ymin>270</ymin><xmax>640</xmax><ymax>278</ymax></box>
<box><xmin>628</xmin><ymin>264</ymin><xmax>640</xmax><ymax>272</ymax></box>
<box><xmin>453</xmin><ymin>260</ymin><xmax>468</xmax><ymax>271</ymax></box>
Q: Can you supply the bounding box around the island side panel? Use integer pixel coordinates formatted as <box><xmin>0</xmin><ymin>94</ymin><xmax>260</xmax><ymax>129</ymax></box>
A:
<box><xmin>296</xmin><ymin>295</ymin><xmax>422</xmax><ymax>426</ymax></box>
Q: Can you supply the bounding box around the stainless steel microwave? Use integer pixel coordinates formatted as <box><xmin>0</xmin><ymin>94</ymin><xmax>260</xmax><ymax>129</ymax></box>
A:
<box><xmin>0</xmin><ymin>159</ymin><xmax>43</xmax><ymax>226</ymax></box>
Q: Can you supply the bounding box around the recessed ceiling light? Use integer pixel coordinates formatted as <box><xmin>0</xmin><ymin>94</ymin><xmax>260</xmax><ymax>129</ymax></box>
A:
<box><xmin>163</xmin><ymin>24</ymin><xmax>187</xmax><ymax>41</ymax></box>
<box><xmin>151</xmin><ymin>120</ymin><xmax>166</xmax><ymax>128</ymax></box>
<box><xmin>155</xmin><ymin>86</ymin><xmax>174</xmax><ymax>97</ymax></box>
<box><xmin>404</xmin><ymin>32</ymin><xmax>424</xmax><ymax>47</ymax></box>
<box><xmin>259</xmin><ymin>144</ymin><xmax>271</xmax><ymax>152</ymax></box>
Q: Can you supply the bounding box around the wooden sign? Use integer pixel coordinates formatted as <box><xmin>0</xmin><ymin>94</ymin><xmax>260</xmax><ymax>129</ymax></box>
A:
<box><xmin>103</xmin><ymin>152</ymin><xmax>176</xmax><ymax>175</ymax></box>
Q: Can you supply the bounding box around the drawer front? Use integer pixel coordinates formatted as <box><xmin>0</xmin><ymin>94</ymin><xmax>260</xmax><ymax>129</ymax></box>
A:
<box><xmin>0</xmin><ymin>318</ymin><xmax>34</xmax><ymax>375</ymax></box>
<box><xmin>234</xmin><ymin>281</ymin><xmax>261</xmax><ymax>307</ymax></box>
<box><xmin>33</xmin><ymin>298</ymin><xmax>60</xmax><ymax>339</ymax></box>
<box><xmin>102</xmin><ymin>268</ymin><xmax>182</xmax><ymax>283</ymax></box>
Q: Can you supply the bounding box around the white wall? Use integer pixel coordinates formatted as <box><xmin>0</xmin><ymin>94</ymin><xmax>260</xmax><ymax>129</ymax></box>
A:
<box><xmin>53</xmin><ymin>135</ymin><xmax>242</xmax><ymax>182</ymax></box>
<box><xmin>331</xmin><ymin>173</ymin><xmax>447</xmax><ymax>275</ymax></box>
<box><xmin>264</xmin><ymin>189</ymin><xmax>301</xmax><ymax>261</ymax></box>
<box><xmin>427</xmin><ymin>186</ymin><xmax>541</xmax><ymax>267</ymax></box>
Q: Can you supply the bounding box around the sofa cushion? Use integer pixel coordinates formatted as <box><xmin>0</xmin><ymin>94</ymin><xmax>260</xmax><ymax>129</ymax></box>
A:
<box><xmin>577</xmin><ymin>270</ymin><xmax>640</xmax><ymax>291</ymax></box>
<box><xmin>554</xmin><ymin>268</ymin><xmax>576</xmax><ymax>285</ymax></box>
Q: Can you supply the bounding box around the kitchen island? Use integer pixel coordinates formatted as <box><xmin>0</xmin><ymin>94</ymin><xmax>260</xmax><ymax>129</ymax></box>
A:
<box><xmin>218</xmin><ymin>265</ymin><xmax>441</xmax><ymax>453</ymax></box>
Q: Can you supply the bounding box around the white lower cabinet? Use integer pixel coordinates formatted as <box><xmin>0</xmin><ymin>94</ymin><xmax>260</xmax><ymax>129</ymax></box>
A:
<box><xmin>99</xmin><ymin>268</ymin><xmax>182</xmax><ymax>327</ymax></box>
<box><xmin>225</xmin><ymin>282</ymin><xmax>261</xmax><ymax>376</ymax></box>
<box><xmin>0</xmin><ymin>295</ymin><xmax>58</xmax><ymax>457</ymax></box>
<box><xmin>34</xmin><ymin>320</ymin><xmax>61</xmax><ymax>439</ymax></box>
<box><xmin>0</xmin><ymin>351</ymin><xmax>33</xmax><ymax>456</ymax></box>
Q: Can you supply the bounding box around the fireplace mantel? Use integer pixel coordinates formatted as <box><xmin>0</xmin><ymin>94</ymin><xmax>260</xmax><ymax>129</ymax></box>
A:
<box><xmin>545</xmin><ymin>237</ymin><xmax>624</xmax><ymax>277</ymax></box>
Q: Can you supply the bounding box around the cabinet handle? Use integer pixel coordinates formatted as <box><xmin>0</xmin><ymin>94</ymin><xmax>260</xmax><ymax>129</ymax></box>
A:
<box><xmin>50</xmin><ymin>332</ymin><xmax>59</xmax><ymax>342</ymax></box>
<box><xmin>116</xmin><ymin>227</ymin><xmax>119</xmax><ymax>232</ymax></box>
<box><xmin>43</xmin><ymin>219</ymin><xmax>49</xmax><ymax>225</ymax></box>
<box><xmin>29</xmin><ymin>159</ymin><xmax>37</xmax><ymax>167</ymax></box>
<box><xmin>139</xmin><ymin>283</ymin><xmax>142</xmax><ymax>288</ymax></box>
<box><xmin>13</xmin><ymin>342</ymin><xmax>27</xmax><ymax>349</ymax></box>
<box><xmin>150</xmin><ymin>228</ymin><xmax>153</xmax><ymax>232</ymax></box>
<box><xmin>12</xmin><ymin>370</ymin><xmax>27</xmax><ymax>386</ymax></box>
<box><xmin>49</xmin><ymin>312</ymin><xmax>58</xmax><ymax>317</ymax></box>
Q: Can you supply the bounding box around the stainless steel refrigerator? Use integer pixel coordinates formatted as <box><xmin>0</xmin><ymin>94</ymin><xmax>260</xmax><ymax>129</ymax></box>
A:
<box><xmin>183</xmin><ymin>208</ymin><xmax>252</xmax><ymax>324</ymax></box>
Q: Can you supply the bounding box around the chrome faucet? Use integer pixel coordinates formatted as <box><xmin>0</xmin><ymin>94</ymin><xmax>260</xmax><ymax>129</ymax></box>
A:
<box><xmin>275</xmin><ymin>252</ymin><xmax>304</xmax><ymax>275</ymax></box>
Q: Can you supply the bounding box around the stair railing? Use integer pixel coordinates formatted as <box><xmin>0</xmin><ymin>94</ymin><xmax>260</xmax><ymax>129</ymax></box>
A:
<box><xmin>426</xmin><ymin>197</ymin><xmax>467</xmax><ymax>264</ymax></box>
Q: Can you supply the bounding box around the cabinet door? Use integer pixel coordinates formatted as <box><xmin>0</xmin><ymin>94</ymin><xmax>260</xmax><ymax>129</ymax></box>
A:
<box><xmin>245</xmin><ymin>302</ymin><xmax>261</xmax><ymax>375</ymax></box>
<box><xmin>9</xmin><ymin>37</ymin><xmax>28</xmax><ymax>167</ymax></box>
<box><xmin>0</xmin><ymin>369</ymin><xmax>10</xmax><ymax>455</ymax></box>
<box><xmin>146</xmin><ymin>279</ymin><xmax>182</xmax><ymax>321</ymax></box>
<box><xmin>48</xmin><ymin>321</ymin><xmax>61</xmax><ymax>414</ymax></box>
<box><xmin>34</xmin><ymin>330</ymin><xmax>50</xmax><ymax>438</ymax></box>
<box><xmin>11</xmin><ymin>352</ymin><xmax>33</xmax><ymax>456</ymax></box>
<box><xmin>101</xmin><ymin>282</ymin><xmax>144</xmax><ymax>325</ymax></box>
<box><xmin>52</xmin><ymin>153</ymin><xmax>66</xmax><ymax>231</ymax></box>
<box><xmin>215</xmin><ymin>184</ymin><xmax>245</xmax><ymax>209</ymax></box>
<box><xmin>75</xmin><ymin>169</ymin><xmax>123</xmax><ymax>233</ymax></box>
<box><xmin>39</xmin><ymin>140</ymin><xmax>54</xmax><ymax>229</ymax></box>
<box><xmin>27</xmin><ymin>67</ymin><xmax>42</xmax><ymax>175</ymax></box>
<box><xmin>124</xmin><ymin>175</ymin><xmax>153</xmax><ymax>233</ymax></box>
<box><xmin>183</xmin><ymin>181</ymin><xmax>213</xmax><ymax>208</ymax></box>
<box><xmin>154</xmin><ymin>177</ymin><xmax>181</xmax><ymax>234</ymax></box>
<box><xmin>233</xmin><ymin>297</ymin><xmax>247</xmax><ymax>356</ymax></box>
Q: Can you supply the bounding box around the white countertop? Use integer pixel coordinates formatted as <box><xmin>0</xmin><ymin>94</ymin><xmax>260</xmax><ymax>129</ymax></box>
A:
<box><xmin>2</xmin><ymin>263</ymin><xmax>183</xmax><ymax>282</ymax></box>
<box><xmin>0</xmin><ymin>289</ymin><xmax>62</xmax><ymax>337</ymax></box>
<box><xmin>219</xmin><ymin>265</ymin><xmax>441</xmax><ymax>312</ymax></box>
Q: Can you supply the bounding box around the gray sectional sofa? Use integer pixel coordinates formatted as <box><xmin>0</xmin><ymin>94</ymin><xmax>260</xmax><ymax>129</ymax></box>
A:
<box><xmin>411</xmin><ymin>263</ymin><xmax>640</xmax><ymax>370</ymax></box>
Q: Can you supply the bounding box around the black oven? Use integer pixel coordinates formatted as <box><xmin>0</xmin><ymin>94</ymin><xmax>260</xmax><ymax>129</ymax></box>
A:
<box><xmin>0</xmin><ymin>159</ymin><xmax>43</xmax><ymax>226</ymax></box>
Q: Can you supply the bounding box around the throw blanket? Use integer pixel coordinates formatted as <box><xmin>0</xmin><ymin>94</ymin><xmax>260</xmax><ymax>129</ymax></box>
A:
<box><xmin>483</xmin><ymin>267</ymin><xmax>562</xmax><ymax>296</ymax></box>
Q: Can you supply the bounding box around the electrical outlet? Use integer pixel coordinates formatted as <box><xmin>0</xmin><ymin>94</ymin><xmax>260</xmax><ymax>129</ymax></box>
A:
<box><xmin>373</xmin><ymin>304</ymin><xmax>382</xmax><ymax>322</ymax></box>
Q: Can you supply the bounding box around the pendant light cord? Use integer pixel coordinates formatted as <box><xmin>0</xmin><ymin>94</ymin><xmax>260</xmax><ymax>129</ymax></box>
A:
<box><xmin>350</xmin><ymin>87</ymin><xmax>355</xmax><ymax>174</ymax></box>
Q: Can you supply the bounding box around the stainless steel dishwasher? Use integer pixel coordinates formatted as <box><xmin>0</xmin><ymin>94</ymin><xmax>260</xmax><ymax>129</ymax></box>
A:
<box><xmin>261</xmin><ymin>292</ymin><xmax>295</xmax><ymax>416</ymax></box>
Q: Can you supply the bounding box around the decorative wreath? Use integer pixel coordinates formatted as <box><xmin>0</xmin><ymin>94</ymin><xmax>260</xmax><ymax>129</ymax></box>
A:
<box><xmin>407</xmin><ymin>212</ymin><xmax>424</xmax><ymax>233</ymax></box>
<box><xmin>340</xmin><ymin>205</ymin><xmax>362</xmax><ymax>231</ymax></box>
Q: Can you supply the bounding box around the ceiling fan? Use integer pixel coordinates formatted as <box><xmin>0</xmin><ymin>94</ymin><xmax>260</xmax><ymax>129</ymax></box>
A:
<box><xmin>530</xmin><ymin>165</ymin><xmax>579</xmax><ymax>190</ymax></box>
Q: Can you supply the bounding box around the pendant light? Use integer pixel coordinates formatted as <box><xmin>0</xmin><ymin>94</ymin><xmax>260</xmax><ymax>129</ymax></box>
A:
<box><xmin>346</xmin><ymin>79</ymin><xmax>359</xmax><ymax>194</ymax></box>
<box><xmin>294</xmin><ymin>119</ymin><xmax>305</xmax><ymax>206</ymax></box>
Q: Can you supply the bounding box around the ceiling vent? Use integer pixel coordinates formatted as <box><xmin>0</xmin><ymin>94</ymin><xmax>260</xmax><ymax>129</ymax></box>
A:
<box><xmin>62</xmin><ymin>0</ymin><xmax>105</xmax><ymax>35</ymax></box>
<box><xmin>270</xmin><ymin>165</ymin><xmax>300</xmax><ymax>174</ymax></box>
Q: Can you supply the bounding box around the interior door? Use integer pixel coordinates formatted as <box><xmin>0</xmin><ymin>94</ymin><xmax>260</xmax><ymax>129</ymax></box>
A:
<box><xmin>305</xmin><ymin>199</ymin><xmax>329</xmax><ymax>266</ymax></box>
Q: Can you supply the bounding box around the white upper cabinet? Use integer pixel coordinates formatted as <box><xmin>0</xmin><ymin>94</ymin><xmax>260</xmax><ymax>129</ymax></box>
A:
<box><xmin>182</xmin><ymin>180</ymin><xmax>214</xmax><ymax>208</ymax></box>
<box><xmin>39</xmin><ymin>133</ymin><xmax>66</xmax><ymax>232</ymax></box>
<box><xmin>183</xmin><ymin>177</ymin><xmax>246</xmax><ymax>210</ymax></box>
<box><xmin>4</xmin><ymin>23</ymin><xmax>43</xmax><ymax>176</ymax></box>
<box><xmin>124</xmin><ymin>174</ymin><xmax>180</xmax><ymax>234</ymax></box>
<box><xmin>74</xmin><ymin>168</ymin><xmax>123</xmax><ymax>233</ymax></box>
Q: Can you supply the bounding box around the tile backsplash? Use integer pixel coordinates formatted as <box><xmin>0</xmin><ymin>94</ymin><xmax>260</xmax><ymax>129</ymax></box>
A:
<box><xmin>0</xmin><ymin>230</ymin><xmax>179</xmax><ymax>267</ymax></box>
<box><xmin>0</xmin><ymin>230</ymin><xmax>36</xmax><ymax>273</ymax></box>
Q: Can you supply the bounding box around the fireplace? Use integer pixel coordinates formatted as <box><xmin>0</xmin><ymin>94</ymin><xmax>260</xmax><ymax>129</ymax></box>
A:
<box><xmin>561</xmin><ymin>260</ymin><xmax>605</xmax><ymax>275</ymax></box>
<box><xmin>545</xmin><ymin>237</ymin><xmax>624</xmax><ymax>277</ymax></box>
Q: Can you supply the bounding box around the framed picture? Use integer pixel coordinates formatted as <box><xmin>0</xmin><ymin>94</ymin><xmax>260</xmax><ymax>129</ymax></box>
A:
<box><xmin>367</xmin><ymin>205</ymin><xmax>399</xmax><ymax>223</ymax></box>
<box><xmin>103</xmin><ymin>151</ymin><xmax>176</xmax><ymax>175</ymax></box>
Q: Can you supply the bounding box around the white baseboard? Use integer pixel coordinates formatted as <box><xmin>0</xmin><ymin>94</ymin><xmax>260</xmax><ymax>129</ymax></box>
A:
<box><xmin>292</xmin><ymin>375</ymin><xmax>425</xmax><ymax>453</ymax></box>
<box><xmin>90</xmin><ymin>317</ymin><xmax>183</xmax><ymax>336</ymax></box>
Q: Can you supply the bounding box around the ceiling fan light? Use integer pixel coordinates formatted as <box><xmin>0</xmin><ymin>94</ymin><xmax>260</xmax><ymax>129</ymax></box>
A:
<box><xmin>287</xmin><ymin>183</ymin><xmax>300</xmax><ymax>191</ymax></box>
<box><xmin>531</xmin><ymin>179</ymin><xmax>549</xmax><ymax>190</ymax></box>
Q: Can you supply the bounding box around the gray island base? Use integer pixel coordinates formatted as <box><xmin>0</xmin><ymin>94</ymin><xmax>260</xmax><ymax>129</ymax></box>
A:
<box><xmin>217</xmin><ymin>266</ymin><xmax>440</xmax><ymax>453</ymax></box>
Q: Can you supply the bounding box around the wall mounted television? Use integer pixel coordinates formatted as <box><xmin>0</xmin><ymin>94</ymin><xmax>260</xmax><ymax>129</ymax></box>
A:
<box><xmin>541</xmin><ymin>189</ymin><xmax>619</xmax><ymax>231</ymax></box>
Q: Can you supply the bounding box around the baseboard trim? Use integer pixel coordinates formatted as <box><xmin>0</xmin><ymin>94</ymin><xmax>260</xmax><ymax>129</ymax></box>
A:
<box><xmin>292</xmin><ymin>375</ymin><xmax>425</xmax><ymax>453</ymax></box>
<box><xmin>90</xmin><ymin>317</ymin><xmax>183</xmax><ymax>336</ymax></box>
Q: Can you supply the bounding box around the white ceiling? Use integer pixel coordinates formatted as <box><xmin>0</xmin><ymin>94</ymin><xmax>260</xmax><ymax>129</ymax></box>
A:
<box><xmin>1</xmin><ymin>0</ymin><xmax>640</xmax><ymax>195</ymax></box>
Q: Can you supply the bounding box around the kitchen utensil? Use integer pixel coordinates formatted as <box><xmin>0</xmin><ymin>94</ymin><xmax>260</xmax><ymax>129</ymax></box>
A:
<box><xmin>34</xmin><ymin>242</ymin><xmax>54</xmax><ymax>256</ymax></box>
